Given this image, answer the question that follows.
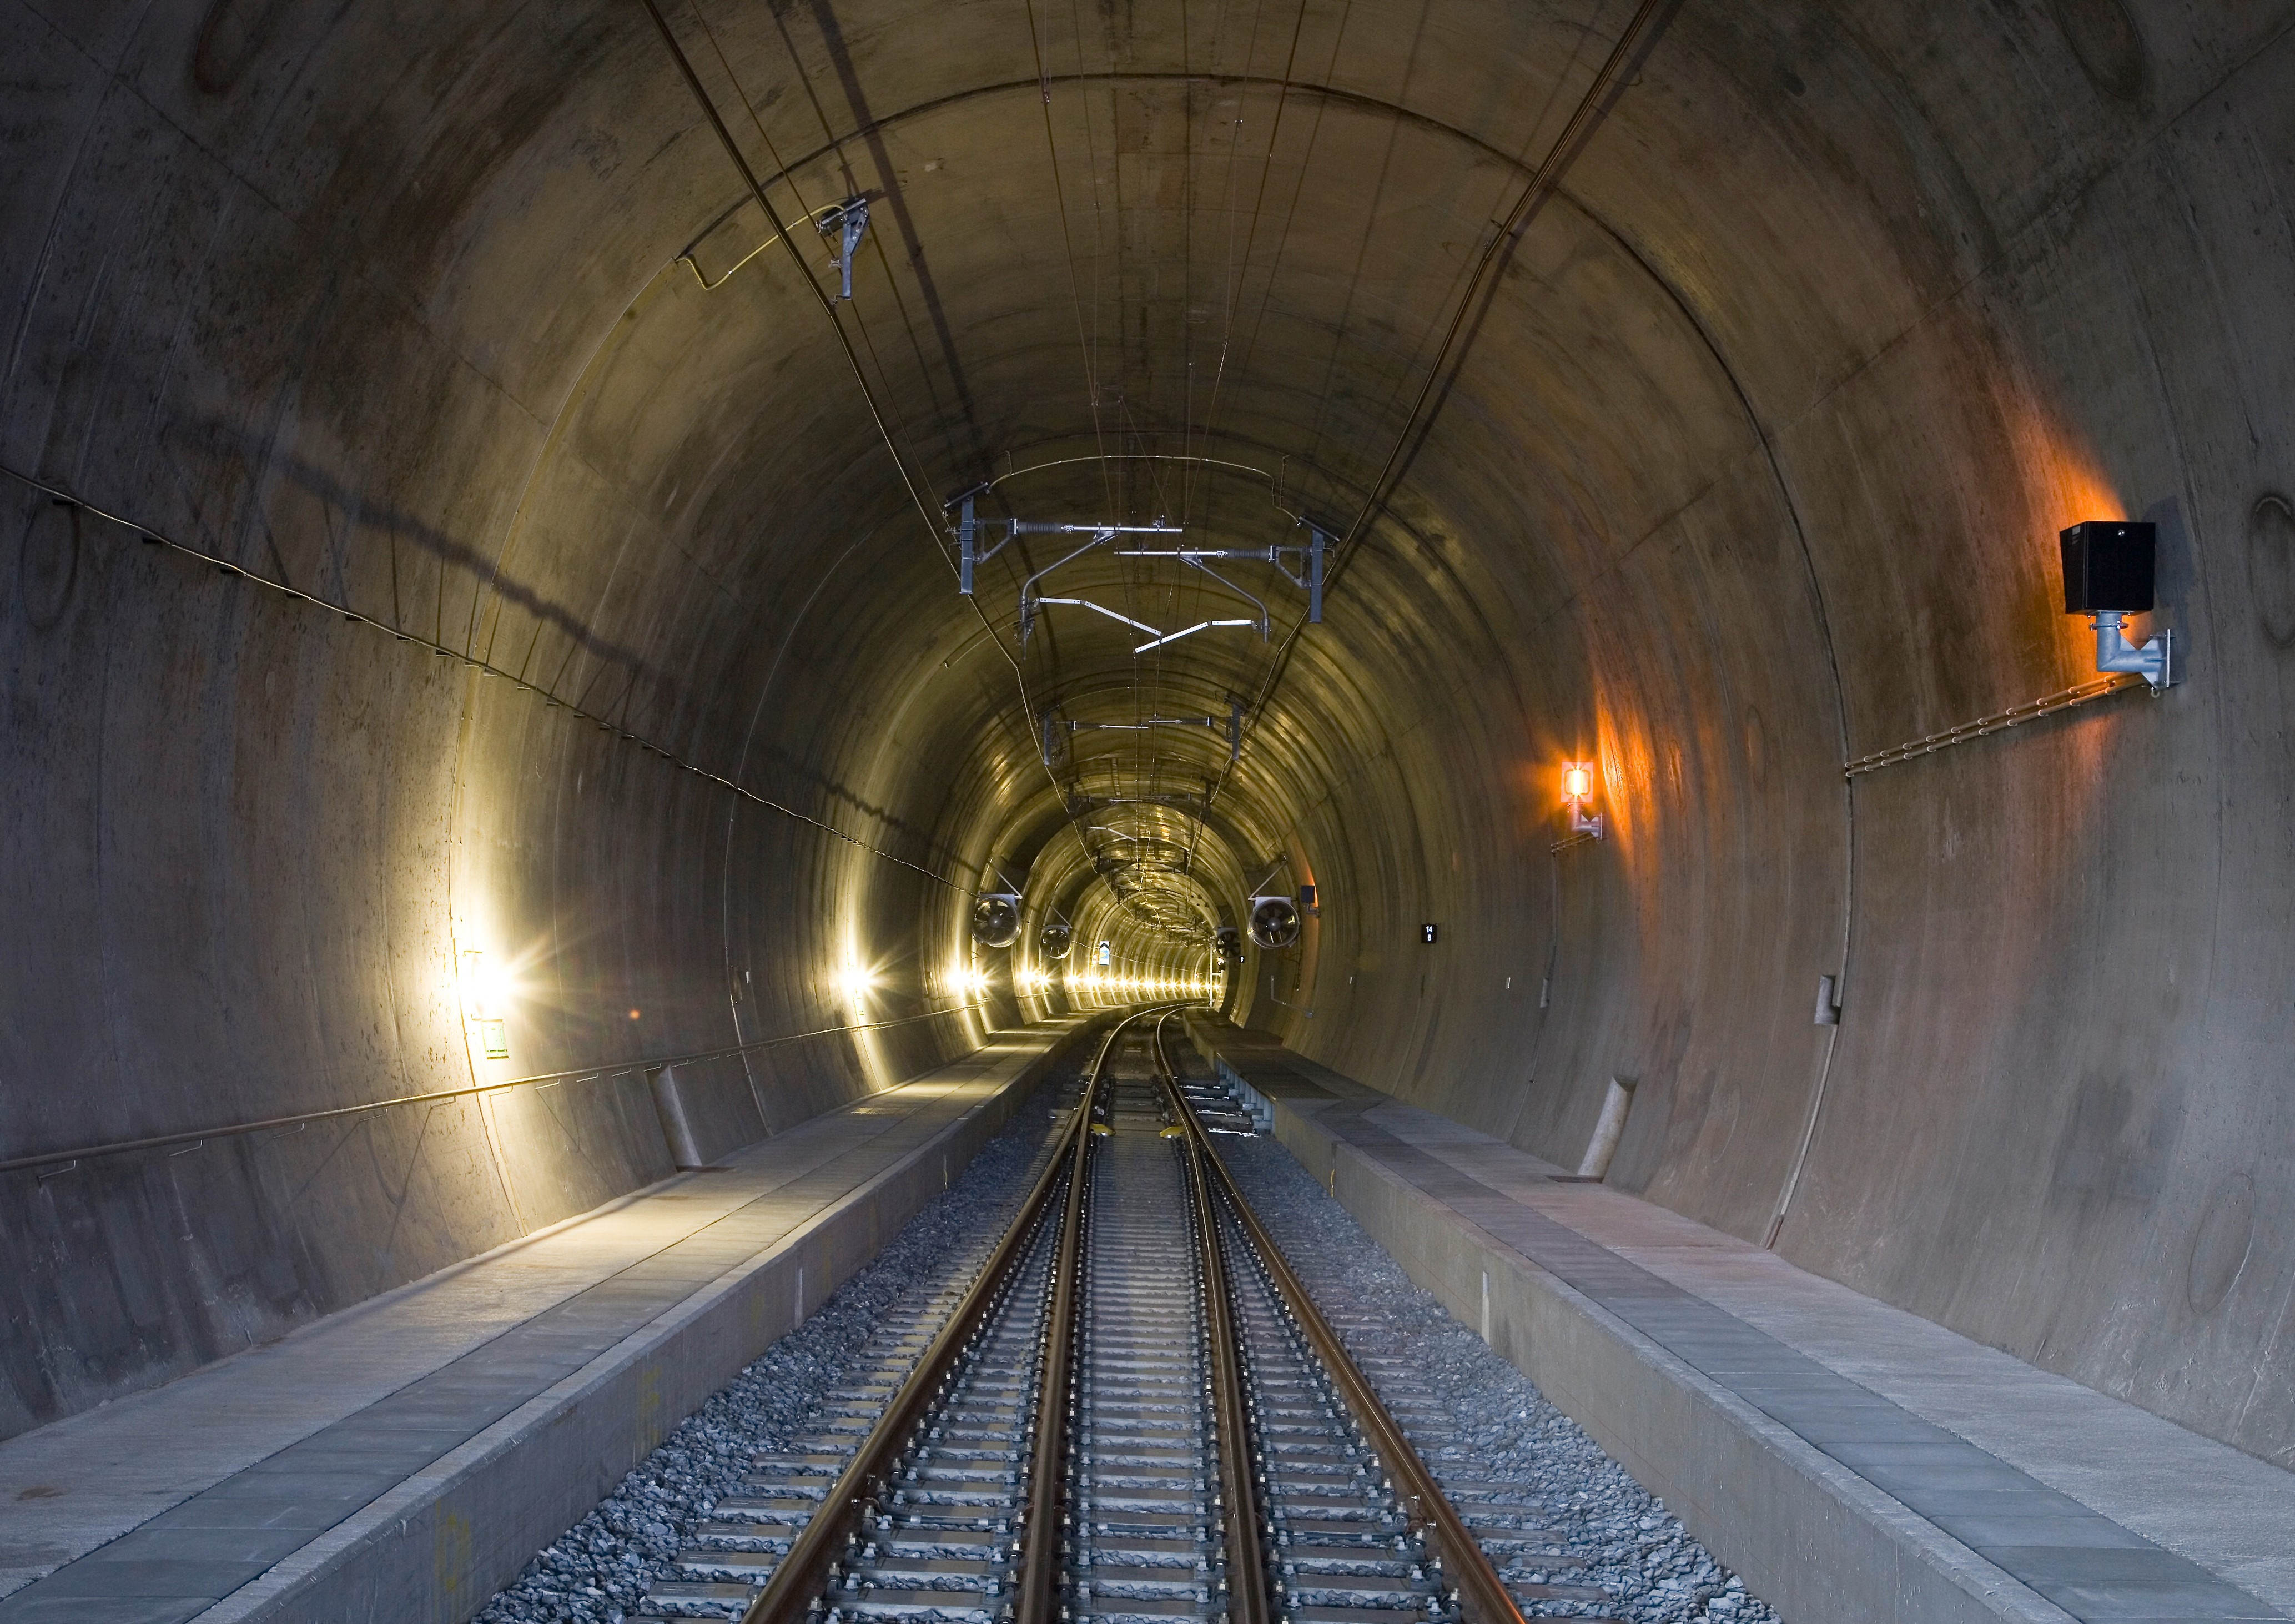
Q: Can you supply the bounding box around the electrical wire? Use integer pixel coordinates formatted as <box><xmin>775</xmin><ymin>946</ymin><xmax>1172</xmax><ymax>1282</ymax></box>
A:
<box><xmin>638</xmin><ymin>0</ymin><xmax>948</xmax><ymax>563</ymax></box>
<box><xmin>2</xmin><ymin>464</ymin><xmax>975</xmax><ymax>893</ymax></box>
<box><xmin>1210</xmin><ymin>0</ymin><xmax>1675</xmax><ymax>808</ymax></box>
<box><xmin>640</xmin><ymin>0</ymin><xmax>1080</xmax><ymax>912</ymax></box>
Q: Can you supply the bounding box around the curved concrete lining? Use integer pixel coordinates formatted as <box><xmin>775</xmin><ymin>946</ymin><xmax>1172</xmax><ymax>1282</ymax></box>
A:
<box><xmin>1</xmin><ymin>0</ymin><xmax>2291</xmax><ymax>1514</ymax></box>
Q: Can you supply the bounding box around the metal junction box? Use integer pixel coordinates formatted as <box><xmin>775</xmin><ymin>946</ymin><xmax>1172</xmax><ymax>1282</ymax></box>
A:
<box><xmin>2060</xmin><ymin>520</ymin><xmax>2155</xmax><ymax>614</ymax></box>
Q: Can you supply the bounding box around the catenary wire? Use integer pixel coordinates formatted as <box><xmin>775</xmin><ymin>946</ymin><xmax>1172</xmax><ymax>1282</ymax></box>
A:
<box><xmin>1209</xmin><ymin>0</ymin><xmax>1675</xmax><ymax>810</ymax></box>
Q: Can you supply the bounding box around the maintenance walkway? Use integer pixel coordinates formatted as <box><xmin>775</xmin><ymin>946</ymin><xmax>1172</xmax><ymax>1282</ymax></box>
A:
<box><xmin>1186</xmin><ymin>1017</ymin><xmax>2295</xmax><ymax>1624</ymax></box>
<box><xmin>0</xmin><ymin>1020</ymin><xmax>1096</xmax><ymax>1624</ymax></box>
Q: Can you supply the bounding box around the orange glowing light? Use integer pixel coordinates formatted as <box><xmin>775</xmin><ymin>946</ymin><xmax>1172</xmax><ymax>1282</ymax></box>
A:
<box><xmin>1562</xmin><ymin>763</ymin><xmax>1594</xmax><ymax>802</ymax></box>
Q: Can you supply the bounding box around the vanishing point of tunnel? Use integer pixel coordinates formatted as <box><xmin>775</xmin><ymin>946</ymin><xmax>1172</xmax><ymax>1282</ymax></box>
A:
<box><xmin>2</xmin><ymin>1</ymin><xmax>2294</xmax><ymax>1622</ymax></box>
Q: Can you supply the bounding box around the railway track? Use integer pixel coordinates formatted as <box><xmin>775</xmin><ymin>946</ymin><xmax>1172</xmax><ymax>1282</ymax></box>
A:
<box><xmin>628</xmin><ymin>1009</ymin><xmax>1537</xmax><ymax>1624</ymax></box>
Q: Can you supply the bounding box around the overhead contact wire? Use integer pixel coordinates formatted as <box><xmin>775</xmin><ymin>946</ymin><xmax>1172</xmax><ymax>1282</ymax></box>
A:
<box><xmin>1016</xmin><ymin>0</ymin><xmax>1157</xmax><ymax>923</ymax></box>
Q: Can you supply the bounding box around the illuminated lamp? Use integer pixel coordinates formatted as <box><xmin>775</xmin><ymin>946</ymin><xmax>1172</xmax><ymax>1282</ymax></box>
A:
<box><xmin>2061</xmin><ymin>521</ymin><xmax>2175</xmax><ymax>691</ymax></box>
<box><xmin>1562</xmin><ymin>761</ymin><xmax>1605</xmax><ymax>839</ymax></box>
<box><xmin>456</xmin><ymin>948</ymin><xmax>512</xmax><ymax>1060</ymax></box>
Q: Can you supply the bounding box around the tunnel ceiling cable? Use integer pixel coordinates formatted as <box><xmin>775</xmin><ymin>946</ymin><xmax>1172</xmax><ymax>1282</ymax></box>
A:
<box><xmin>1013</xmin><ymin>0</ymin><xmax>1146</xmax><ymax>891</ymax></box>
<box><xmin>688</xmin><ymin>3</ymin><xmax>969</xmax><ymax>496</ymax></box>
<box><xmin>1178</xmin><ymin>0</ymin><xmax>1316</xmax><ymax>530</ymax></box>
<box><xmin>640</xmin><ymin>0</ymin><xmax>1081</xmax><ymax>886</ymax></box>
<box><xmin>721</xmin><ymin>0</ymin><xmax>962</xmax><ymax>462</ymax></box>
<box><xmin>1020</xmin><ymin>0</ymin><xmax>1121</xmax><ymax>522</ymax></box>
<box><xmin>0</xmin><ymin>998</ymin><xmax>987</xmax><ymax>1180</ymax></box>
<box><xmin>636</xmin><ymin>0</ymin><xmax>949</xmax><ymax>571</ymax></box>
<box><xmin>1209</xmin><ymin>0</ymin><xmax>1675</xmax><ymax>808</ymax></box>
<box><xmin>2</xmin><ymin>467</ymin><xmax>974</xmax><ymax>893</ymax></box>
<box><xmin>732</xmin><ymin>0</ymin><xmax>1124</xmax><ymax>898</ymax></box>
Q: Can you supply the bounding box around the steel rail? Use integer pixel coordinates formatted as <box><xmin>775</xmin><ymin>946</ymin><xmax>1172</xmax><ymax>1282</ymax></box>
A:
<box><xmin>1013</xmin><ymin>1007</ymin><xmax>1119</xmax><ymax>1624</ymax></box>
<box><xmin>739</xmin><ymin>1012</ymin><xmax>1127</xmax><ymax>1624</ymax></box>
<box><xmin>1151</xmin><ymin>1015</ymin><xmax>1529</xmax><ymax>1624</ymax></box>
<box><xmin>1159</xmin><ymin>1057</ymin><xmax>1274</xmax><ymax>1624</ymax></box>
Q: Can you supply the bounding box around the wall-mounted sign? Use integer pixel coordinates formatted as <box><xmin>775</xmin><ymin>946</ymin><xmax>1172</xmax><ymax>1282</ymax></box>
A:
<box><xmin>1096</xmin><ymin>940</ymin><xmax>1112</xmax><ymax>967</ymax></box>
<box><xmin>1421</xmin><ymin>923</ymin><xmax>1438</xmax><ymax>944</ymax></box>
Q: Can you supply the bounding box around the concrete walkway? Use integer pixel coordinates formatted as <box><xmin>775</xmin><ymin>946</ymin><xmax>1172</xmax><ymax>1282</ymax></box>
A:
<box><xmin>0</xmin><ymin>1021</ymin><xmax>1096</xmax><ymax>1624</ymax></box>
<box><xmin>1187</xmin><ymin>1019</ymin><xmax>2295</xmax><ymax>1624</ymax></box>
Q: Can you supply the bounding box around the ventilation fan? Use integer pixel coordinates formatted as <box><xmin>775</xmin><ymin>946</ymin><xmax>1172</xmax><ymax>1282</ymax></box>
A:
<box><xmin>1247</xmin><ymin>894</ymin><xmax>1301</xmax><ymax>950</ymax></box>
<box><xmin>971</xmin><ymin>893</ymin><xmax>1022</xmax><ymax>948</ymax></box>
<box><xmin>1039</xmin><ymin>922</ymin><xmax>1074</xmax><ymax>960</ymax></box>
<box><xmin>1214</xmin><ymin>926</ymin><xmax>1242</xmax><ymax>962</ymax></box>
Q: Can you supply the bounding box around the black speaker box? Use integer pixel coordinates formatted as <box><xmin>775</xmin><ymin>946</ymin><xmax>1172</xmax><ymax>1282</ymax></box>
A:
<box><xmin>2060</xmin><ymin>520</ymin><xmax>2155</xmax><ymax>613</ymax></box>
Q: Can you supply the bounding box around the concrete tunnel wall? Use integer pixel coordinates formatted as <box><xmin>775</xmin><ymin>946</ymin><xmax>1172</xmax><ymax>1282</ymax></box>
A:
<box><xmin>1</xmin><ymin>0</ymin><xmax>2291</xmax><ymax>1477</ymax></box>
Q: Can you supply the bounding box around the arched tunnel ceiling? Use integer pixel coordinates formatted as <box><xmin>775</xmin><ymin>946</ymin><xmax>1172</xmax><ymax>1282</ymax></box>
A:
<box><xmin>515</xmin><ymin>0</ymin><xmax>1853</xmax><ymax>956</ymax></box>
<box><xmin>6</xmin><ymin>0</ymin><xmax>2295</xmax><ymax>1469</ymax></box>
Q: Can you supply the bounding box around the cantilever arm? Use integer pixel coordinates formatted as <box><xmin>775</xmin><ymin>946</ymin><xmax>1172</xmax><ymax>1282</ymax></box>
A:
<box><xmin>1035</xmin><ymin>595</ymin><xmax>1164</xmax><ymax>638</ymax></box>
<box><xmin>1134</xmin><ymin>619</ymin><xmax>1257</xmax><ymax>653</ymax></box>
<box><xmin>1176</xmin><ymin>554</ymin><xmax>1270</xmax><ymax>636</ymax></box>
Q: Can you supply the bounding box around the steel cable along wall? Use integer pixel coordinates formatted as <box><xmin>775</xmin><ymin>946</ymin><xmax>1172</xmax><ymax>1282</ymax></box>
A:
<box><xmin>2</xmin><ymin>0</ymin><xmax>2293</xmax><ymax>1471</ymax></box>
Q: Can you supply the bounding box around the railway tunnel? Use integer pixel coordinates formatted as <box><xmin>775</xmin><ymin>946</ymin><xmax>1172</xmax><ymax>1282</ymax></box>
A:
<box><xmin>3</xmin><ymin>0</ymin><xmax>2293</xmax><ymax>1620</ymax></box>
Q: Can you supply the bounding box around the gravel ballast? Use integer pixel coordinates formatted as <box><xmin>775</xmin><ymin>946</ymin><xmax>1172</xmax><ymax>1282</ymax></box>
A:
<box><xmin>472</xmin><ymin>1057</ymin><xmax>1776</xmax><ymax>1624</ymax></box>
<box><xmin>1216</xmin><ymin>1131</ymin><xmax>1781</xmax><ymax>1624</ymax></box>
<box><xmin>471</xmin><ymin>1069</ymin><xmax>1078</xmax><ymax>1624</ymax></box>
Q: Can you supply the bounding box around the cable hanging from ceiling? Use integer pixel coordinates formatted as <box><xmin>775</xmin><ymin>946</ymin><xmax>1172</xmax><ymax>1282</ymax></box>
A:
<box><xmin>638</xmin><ymin>0</ymin><xmax>1101</xmax><ymax>917</ymax></box>
<box><xmin>1211</xmin><ymin>0</ymin><xmax>1679</xmax><ymax>808</ymax></box>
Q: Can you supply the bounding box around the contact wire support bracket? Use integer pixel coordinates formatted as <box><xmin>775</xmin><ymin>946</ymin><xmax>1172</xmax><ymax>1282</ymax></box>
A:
<box><xmin>817</xmin><ymin>195</ymin><xmax>869</xmax><ymax>300</ymax></box>
<box><xmin>953</xmin><ymin>497</ymin><xmax>1179</xmax><ymax>597</ymax></box>
<box><xmin>1114</xmin><ymin>520</ymin><xmax>1328</xmax><ymax>624</ymax></box>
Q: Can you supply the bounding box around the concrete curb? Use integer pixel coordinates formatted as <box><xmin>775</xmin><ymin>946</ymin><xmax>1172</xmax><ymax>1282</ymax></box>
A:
<box><xmin>1257</xmin><ymin>1091</ymin><xmax>2077</xmax><ymax>1624</ymax></box>
<box><xmin>190</xmin><ymin>1023</ymin><xmax>1103</xmax><ymax>1624</ymax></box>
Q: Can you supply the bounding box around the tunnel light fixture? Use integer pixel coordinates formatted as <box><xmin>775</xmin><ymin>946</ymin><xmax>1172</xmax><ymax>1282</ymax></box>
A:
<box><xmin>457</xmin><ymin>949</ymin><xmax>490</xmax><ymax>1020</ymax></box>
<box><xmin>1562</xmin><ymin>761</ymin><xmax>1606</xmax><ymax>839</ymax></box>
<box><xmin>834</xmin><ymin>962</ymin><xmax>878</xmax><ymax>1002</ymax></box>
<box><xmin>456</xmin><ymin>948</ymin><xmax>515</xmax><ymax>1060</ymax></box>
<box><xmin>2061</xmin><ymin>521</ymin><xmax>2175</xmax><ymax>691</ymax></box>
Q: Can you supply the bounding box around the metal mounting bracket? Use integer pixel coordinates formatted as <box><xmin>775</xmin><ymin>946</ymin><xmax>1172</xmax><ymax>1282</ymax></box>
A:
<box><xmin>957</xmin><ymin>500</ymin><xmax>1181</xmax><ymax>598</ymax></box>
<box><xmin>1113</xmin><ymin>521</ymin><xmax>1328</xmax><ymax>625</ymax></box>
<box><xmin>818</xmin><ymin>196</ymin><xmax>869</xmax><ymax>300</ymax></box>
<box><xmin>2090</xmin><ymin>611</ymin><xmax>2175</xmax><ymax>692</ymax></box>
<box><xmin>1054</xmin><ymin>699</ymin><xmax>1244</xmax><ymax>763</ymax></box>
